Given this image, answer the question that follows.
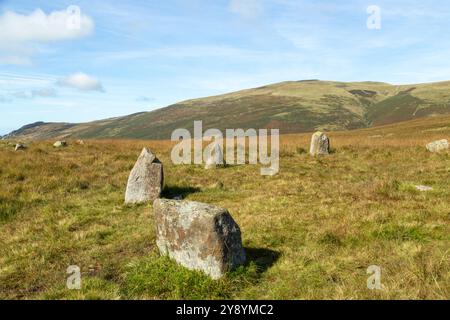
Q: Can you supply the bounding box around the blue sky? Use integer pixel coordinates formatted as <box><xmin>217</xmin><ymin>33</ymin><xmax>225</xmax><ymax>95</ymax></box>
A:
<box><xmin>1</xmin><ymin>0</ymin><xmax>450</xmax><ymax>135</ymax></box>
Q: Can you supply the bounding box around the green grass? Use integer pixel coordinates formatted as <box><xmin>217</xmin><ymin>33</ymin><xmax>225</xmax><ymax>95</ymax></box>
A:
<box><xmin>0</xmin><ymin>117</ymin><xmax>449</xmax><ymax>300</ymax></box>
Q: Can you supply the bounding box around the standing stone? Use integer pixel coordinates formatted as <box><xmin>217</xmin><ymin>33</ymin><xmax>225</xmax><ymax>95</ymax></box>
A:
<box><xmin>205</xmin><ymin>143</ymin><xmax>224</xmax><ymax>169</ymax></box>
<box><xmin>53</xmin><ymin>141</ymin><xmax>67</xmax><ymax>148</ymax></box>
<box><xmin>14</xmin><ymin>144</ymin><xmax>26</xmax><ymax>151</ymax></box>
<box><xmin>426</xmin><ymin>139</ymin><xmax>449</xmax><ymax>153</ymax></box>
<box><xmin>125</xmin><ymin>148</ymin><xmax>164</xmax><ymax>204</ymax></box>
<box><xmin>153</xmin><ymin>199</ymin><xmax>246</xmax><ymax>279</ymax></box>
<box><xmin>310</xmin><ymin>131</ymin><xmax>330</xmax><ymax>156</ymax></box>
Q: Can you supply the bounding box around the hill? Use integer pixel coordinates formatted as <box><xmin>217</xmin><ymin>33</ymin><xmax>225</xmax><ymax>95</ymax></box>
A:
<box><xmin>5</xmin><ymin>80</ymin><xmax>450</xmax><ymax>140</ymax></box>
<box><xmin>0</xmin><ymin>115</ymin><xmax>448</xmax><ymax>299</ymax></box>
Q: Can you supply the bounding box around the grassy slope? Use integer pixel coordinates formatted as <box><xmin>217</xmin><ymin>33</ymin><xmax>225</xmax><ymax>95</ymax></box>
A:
<box><xmin>0</xmin><ymin>115</ymin><xmax>449</xmax><ymax>300</ymax></box>
<box><xmin>7</xmin><ymin>80</ymin><xmax>450</xmax><ymax>141</ymax></box>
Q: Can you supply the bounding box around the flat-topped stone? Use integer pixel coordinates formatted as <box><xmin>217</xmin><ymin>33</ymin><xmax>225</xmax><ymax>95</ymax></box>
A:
<box><xmin>153</xmin><ymin>199</ymin><xmax>246</xmax><ymax>279</ymax></box>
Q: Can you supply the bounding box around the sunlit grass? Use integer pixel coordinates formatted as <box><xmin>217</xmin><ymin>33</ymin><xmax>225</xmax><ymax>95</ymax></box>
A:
<box><xmin>0</xmin><ymin>116</ymin><xmax>449</xmax><ymax>300</ymax></box>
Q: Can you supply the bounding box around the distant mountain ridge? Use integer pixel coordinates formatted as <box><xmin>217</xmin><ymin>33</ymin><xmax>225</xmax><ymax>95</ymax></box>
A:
<box><xmin>5</xmin><ymin>80</ymin><xmax>450</xmax><ymax>140</ymax></box>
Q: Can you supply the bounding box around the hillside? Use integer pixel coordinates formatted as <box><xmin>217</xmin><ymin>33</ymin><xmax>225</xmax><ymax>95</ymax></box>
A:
<box><xmin>1</xmin><ymin>115</ymin><xmax>449</xmax><ymax>299</ymax></box>
<box><xmin>5</xmin><ymin>80</ymin><xmax>450</xmax><ymax>140</ymax></box>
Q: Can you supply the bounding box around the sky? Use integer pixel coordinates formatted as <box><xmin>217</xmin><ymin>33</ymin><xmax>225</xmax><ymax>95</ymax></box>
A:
<box><xmin>1</xmin><ymin>0</ymin><xmax>450</xmax><ymax>135</ymax></box>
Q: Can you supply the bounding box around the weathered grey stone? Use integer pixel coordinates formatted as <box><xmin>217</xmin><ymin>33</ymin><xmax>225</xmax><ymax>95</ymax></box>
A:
<box><xmin>125</xmin><ymin>148</ymin><xmax>164</xmax><ymax>204</ymax></box>
<box><xmin>310</xmin><ymin>131</ymin><xmax>330</xmax><ymax>156</ymax></box>
<box><xmin>14</xmin><ymin>144</ymin><xmax>26</xmax><ymax>151</ymax></box>
<box><xmin>53</xmin><ymin>140</ymin><xmax>67</xmax><ymax>148</ymax></box>
<box><xmin>205</xmin><ymin>143</ymin><xmax>224</xmax><ymax>169</ymax></box>
<box><xmin>153</xmin><ymin>199</ymin><xmax>246</xmax><ymax>279</ymax></box>
<box><xmin>426</xmin><ymin>139</ymin><xmax>449</xmax><ymax>153</ymax></box>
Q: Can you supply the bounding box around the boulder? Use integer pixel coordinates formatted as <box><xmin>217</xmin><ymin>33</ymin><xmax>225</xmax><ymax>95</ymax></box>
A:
<box><xmin>14</xmin><ymin>144</ymin><xmax>26</xmax><ymax>151</ymax></box>
<box><xmin>53</xmin><ymin>141</ymin><xmax>67</xmax><ymax>148</ymax></box>
<box><xmin>310</xmin><ymin>131</ymin><xmax>330</xmax><ymax>156</ymax></box>
<box><xmin>153</xmin><ymin>199</ymin><xmax>246</xmax><ymax>279</ymax></box>
<box><xmin>205</xmin><ymin>143</ymin><xmax>224</xmax><ymax>169</ymax></box>
<box><xmin>125</xmin><ymin>148</ymin><xmax>164</xmax><ymax>204</ymax></box>
<box><xmin>426</xmin><ymin>139</ymin><xmax>449</xmax><ymax>153</ymax></box>
<box><xmin>415</xmin><ymin>185</ymin><xmax>433</xmax><ymax>192</ymax></box>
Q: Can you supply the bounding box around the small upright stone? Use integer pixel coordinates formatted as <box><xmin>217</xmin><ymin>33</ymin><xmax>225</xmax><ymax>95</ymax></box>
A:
<box><xmin>310</xmin><ymin>131</ymin><xmax>330</xmax><ymax>156</ymax></box>
<box><xmin>153</xmin><ymin>199</ymin><xmax>246</xmax><ymax>279</ymax></box>
<box><xmin>14</xmin><ymin>144</ymin><xmax>26</xmax><ymax>151</ymax></box>
<box><xmin>426</xmin><ymin>139</ymin><xmax>449</xmax><ymax>153</ymax></box>
<box><xmin>205</xmin><ymin>143</ymin><xmax>224</xmax><ymax>169</ymax></box>
<box><xmin>125</xmin><ymin>148</ymin><xmax>164</xmax><ymax>204</ymax></box>
<box><xmin>53</xmin><ymin>141</ymin><xmax>67</xmax><ymax>148</ymax></box>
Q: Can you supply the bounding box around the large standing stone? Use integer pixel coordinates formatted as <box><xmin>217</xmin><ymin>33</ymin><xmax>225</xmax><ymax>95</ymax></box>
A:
<box><xmin>153</xmin><ymin>199</ymin><xmax>246</xmax><ymax>279</ymax></box>
<box><xmin>310</xmin><ymin>131</ymin><xmax>330</xmax><ymax>156</ymax></box>
<box><xmin>125</xmin><ymin>148</ymin><xmax>164</xmax><ymax>204</ymax></box>
<box><xmin>426</xmin><ymin>139</ymin><xmax>449</xmax><ymax>153</ymax></box>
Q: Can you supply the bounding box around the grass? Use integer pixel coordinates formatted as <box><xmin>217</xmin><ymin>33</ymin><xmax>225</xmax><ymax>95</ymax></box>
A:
<box><xmin>0</xmin><ymin>116</ymin><xmax>449</xmax><ymax>300</ymax></box>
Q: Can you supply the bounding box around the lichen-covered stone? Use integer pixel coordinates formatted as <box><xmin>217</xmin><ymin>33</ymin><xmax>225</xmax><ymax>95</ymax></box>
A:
<box><xmin>125</xmin><ymin>148</ymin><xmax>164</xmax><ymax>204</ymax></box>
<box><xmin>153</xmin><ymin>199</ymin><xmax>246</xmax><ymax>279</ymax></box>
<box><xmin>310</xmin><ymin>131</ymin><xmax>330</xmax><ymax>156</ymax></box>
<box><xmin>426</xmin><ymin>139</ymin><xmax>449</xmax><ymax>153</ymax></box>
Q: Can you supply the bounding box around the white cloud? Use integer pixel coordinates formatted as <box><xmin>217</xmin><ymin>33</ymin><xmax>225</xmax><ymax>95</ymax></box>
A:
<box><xmin>57</xmin><ymin>73</ymin><xmax>104</xmax><ymax>92</ymax></box>
<box><xmin>228</xmin><ymin>0</ymin><xmax>264</xmax><ymax>19</ymax></box>
<box><xmin>0</xmin><ymin>8</ymin><xmax>94</xmax><ymax>65</ymax></box>
<box><xmin>0</xmin><ymin>8</ymin><xmax>94</xmax><ymax>42</ymax></box>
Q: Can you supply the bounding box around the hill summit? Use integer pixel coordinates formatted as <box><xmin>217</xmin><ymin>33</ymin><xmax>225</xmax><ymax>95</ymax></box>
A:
<box><xmin>6</xmin><ymin>80</ymin><xmax>450</xmax><ymax>140</ymax></box>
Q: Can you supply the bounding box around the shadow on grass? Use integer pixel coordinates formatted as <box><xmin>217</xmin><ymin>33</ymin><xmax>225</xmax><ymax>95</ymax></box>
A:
<box><xmin>162</xmin><ymin>185</ymin><xmax>201</xmax><ymax>199</ymax></box>
<box><xmin>244</xmin><ymin>247</ymin><xmax>280</xmax><ymax>275</ymax></box>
